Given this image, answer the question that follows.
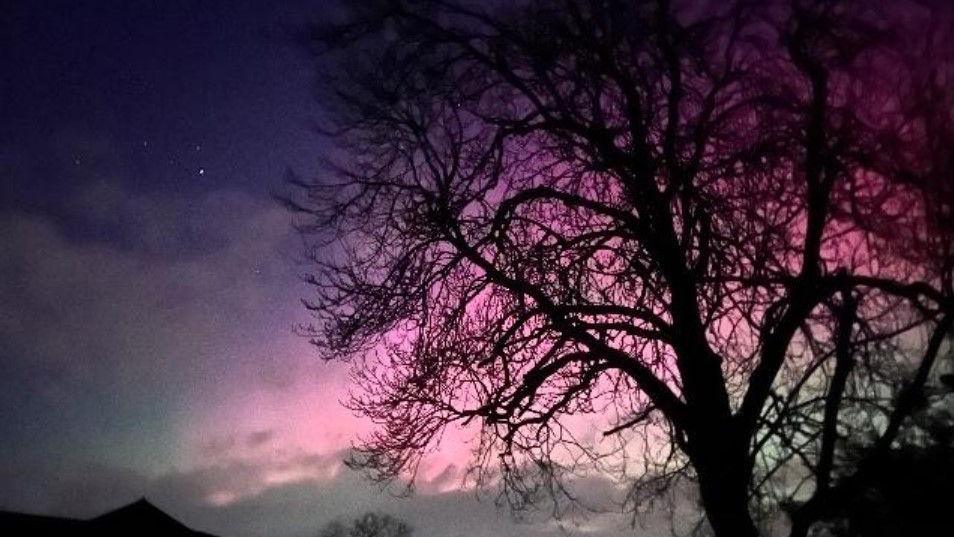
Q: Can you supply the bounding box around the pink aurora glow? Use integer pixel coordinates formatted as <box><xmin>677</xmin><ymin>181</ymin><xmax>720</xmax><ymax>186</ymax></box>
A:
<box><xmin>178</xmin><ymin>334</ymin><xmax>483</xmax><ymax>505</ymax></box>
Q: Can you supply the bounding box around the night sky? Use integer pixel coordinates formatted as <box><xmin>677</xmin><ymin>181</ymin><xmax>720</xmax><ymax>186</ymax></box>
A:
<box><xmin>0</xmin><ymin>2</ymin><xmax>655</xmax><ymax>536</ymax></box>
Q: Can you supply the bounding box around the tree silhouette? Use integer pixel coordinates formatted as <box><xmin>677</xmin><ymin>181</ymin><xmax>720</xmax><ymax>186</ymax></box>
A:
<box><xmin>318</xmin><ymin>513</ymin><xmax>413</xmax><ymax>537</ymax></box>
<box><xmin>289</xmin><ymin>1</ymin><xmax>954</xmax><ymax>536</ymax></box>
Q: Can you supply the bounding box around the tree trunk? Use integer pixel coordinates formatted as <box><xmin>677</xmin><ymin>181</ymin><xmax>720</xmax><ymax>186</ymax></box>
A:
<box><xmin>788</xmin><ymin>516</ymin><xmax>812</xmax><ymax>537</ymax></box>
<box><xmin>697</xmin><ymin>469</ymin><xmax>760</xmax><ymax>537</ymax></box>
<box><xmin>693</xmin><ymin>434</ymin><xmax>761</xmax><ymax>537</ymax></box>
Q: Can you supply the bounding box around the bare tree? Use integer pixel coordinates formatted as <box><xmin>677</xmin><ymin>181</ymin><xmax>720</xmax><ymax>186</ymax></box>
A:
<box><xmin>288</xmin><ymin>1</ymin><xmax>954</xmax><ymax>536</ymax></box>
<box><xmin>318</xmin><ymin>512</ymin><xmax>413</xmax><ymax>537</ymax></box>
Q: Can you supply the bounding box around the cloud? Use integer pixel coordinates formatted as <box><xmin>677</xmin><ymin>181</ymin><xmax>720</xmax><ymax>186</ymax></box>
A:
<box><xmin>0</xmin><ymin>188</ymin><xmax>293</xmax><ymax>377</ymax></box>
<box><xmin>0</xmin><ymin>451</ymin><xmax>670</xmax><ymax>537</ymax></box>
<box><xmin>0</xmin><ymin>174</ymin><xmax>350</xmax><ymax>473</ymax></box>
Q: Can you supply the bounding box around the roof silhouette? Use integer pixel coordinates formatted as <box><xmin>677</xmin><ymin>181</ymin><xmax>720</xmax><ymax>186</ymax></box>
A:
<box><xmin>0</xmin><ymin>498</ymin><xmax>220</xmax><ymax>537</ymax></box>
<box><xmin>0</xmin><ymin>510</ymin><xmax>85</xmax><ymax>534</ymax></box>
<box><xmin>91</xmin><ymin>498</ymin><xmax>192</xmax><ymax>533</ymax></box>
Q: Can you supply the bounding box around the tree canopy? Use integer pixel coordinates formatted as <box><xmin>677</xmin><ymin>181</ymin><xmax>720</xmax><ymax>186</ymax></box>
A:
<box><xmin>289</xmin><ymin>1</ymin><xmax>954</xmax><ymax>536</ymax></box>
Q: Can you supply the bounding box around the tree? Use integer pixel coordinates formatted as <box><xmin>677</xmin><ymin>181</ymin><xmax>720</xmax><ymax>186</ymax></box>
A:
<box><xmin>318</xmin><ymin>512</ymin><xmax>413</xmax><ymax>537</ymax></box>
<box><xmin>819</xmin><ymin>402</ymin><xmax>954</xmax><ymax>537</ymax></box>
<box><xmin>288</xmin><ymin>1</ymin><xmax>954</xmax><ymax>536</ymax></box>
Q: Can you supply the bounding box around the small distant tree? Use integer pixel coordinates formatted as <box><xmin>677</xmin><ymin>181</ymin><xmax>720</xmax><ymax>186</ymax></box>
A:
<box><xmin>289</xmin><ymin>1</ymin><xmax>954</xmax><ymax>536</ymax></box>
<box><xmin>318</xmin><ymin>512</ymin><xmax>413</xmax><ymax>537</ymax></box>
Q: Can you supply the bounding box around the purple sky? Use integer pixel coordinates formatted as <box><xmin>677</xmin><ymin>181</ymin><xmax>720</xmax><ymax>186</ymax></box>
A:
<box><xmin>0</xmin><ymin>2</ymin><xmax>667</xmax><ymax>536</ymax></box>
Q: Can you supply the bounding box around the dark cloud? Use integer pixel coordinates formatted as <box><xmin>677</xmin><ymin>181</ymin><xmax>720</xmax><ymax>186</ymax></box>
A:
<box><xmin>0</xmin><ymin>167</ymin><xmax>324</xmax><ymax>468</ymax></box>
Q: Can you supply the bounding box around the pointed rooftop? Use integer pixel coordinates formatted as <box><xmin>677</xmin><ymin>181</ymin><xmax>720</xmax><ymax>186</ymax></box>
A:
<box><xmin>91</xmin><ymin>497</ymin><xmax>192</xmax><ymax>533</ymax></box>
